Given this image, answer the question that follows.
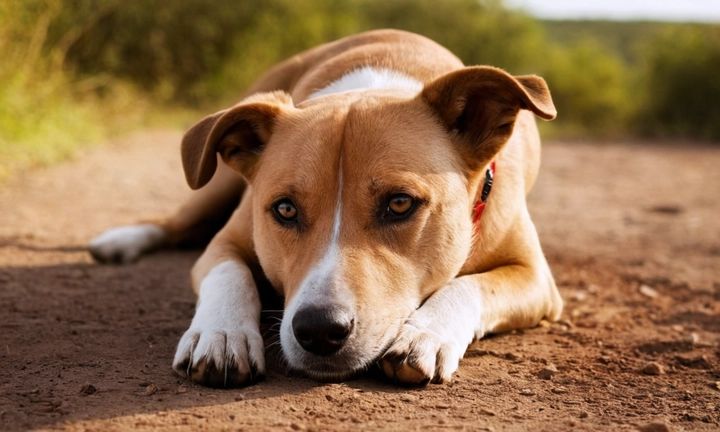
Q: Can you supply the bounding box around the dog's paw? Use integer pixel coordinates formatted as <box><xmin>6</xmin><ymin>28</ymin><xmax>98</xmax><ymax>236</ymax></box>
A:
<box><xmin>380</xmin><ymin>322</ymin><xmax>465</xmax><ymax>385</ymax></box>
<box><xmin>88</xmin><ymin>224</ymin><xmax>165</xmax><ymax>264</ymax></box>
<box><xmin>173</xmin><ymin>324</ymin><xmax>266</xmax><ymax>388</ymax></box>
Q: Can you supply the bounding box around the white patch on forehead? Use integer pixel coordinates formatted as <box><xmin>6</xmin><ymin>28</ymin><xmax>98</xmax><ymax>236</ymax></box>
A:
<box><xmin>308</xmin><ymin>66</ymin><xmax>423</xmax><ymax>100</ymax></box>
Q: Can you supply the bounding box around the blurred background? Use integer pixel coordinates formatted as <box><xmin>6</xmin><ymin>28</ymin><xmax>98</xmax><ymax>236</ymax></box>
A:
<box><xmin>2</xmin><ymin>0</ymin><xmax>719</xmax><ymax>179</ymax></box>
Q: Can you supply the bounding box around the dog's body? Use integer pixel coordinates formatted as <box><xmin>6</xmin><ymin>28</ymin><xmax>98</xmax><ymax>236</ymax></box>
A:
<box><xmin>89</xmin><ymin>29</ymin><xmax>563</xmax><ymax>387</ymax></box>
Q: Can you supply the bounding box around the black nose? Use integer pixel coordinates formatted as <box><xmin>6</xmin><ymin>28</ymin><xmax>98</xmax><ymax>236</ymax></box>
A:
<box><xmin>292</xmin><ymin>306</ymin><xmax>355</xmax><ymax>356</ymax></box>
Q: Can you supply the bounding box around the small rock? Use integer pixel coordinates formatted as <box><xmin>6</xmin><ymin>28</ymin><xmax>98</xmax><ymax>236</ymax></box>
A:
<box><xmin>519</xmin><ymin>389</ymin><xmax>536</xmax><ymax>396</ymax></box>
<box><xmin>551</xmin><ymin>386</ymin><xmax>569</xmax><ymax>394</ymax></box>
<box><xmin>145</xmin><ymin>384</ymin><xmax>157</xmax><ymax>395</ymax></box>
<box><xmin>234</xmin><ymin>394</ymin><xmax>245</xmax><ymax>401</ymax></box>
<box><xmin>676</xmin><ymin>354</ymin><xmax>711</xmax><ymax>369</ymax></box>
<box><xmin>537</xmin><ymin>364</ymin><xmax>558</xmax><ymax>380</ymax></box>
<box><xmin>639</xmin><ymin>285</ymin><xmax>658</xmax><ymax>298</ymax></box>
<box><xmin>642</xmin><ymin>362</ymin><xmax>664</xmax><ymax>376</ymax></box>
<box><xmin>671</xmin><ymin>324</ymin><xmax>684</xmax><ymax>332</ymax></box>
<box><xmin>176</xmin><ymin>385</ymin><xmax>187</xmax><ymax>394</ymax></box>
<box><xmin>435</xmin><ymin>403</ymin><xmax>450</xmax><ymax>409</ymax></box>
<box><xmin>290</xmin><ymin>423</ymin><xmax>305</xmax><ymax>431</ymax></box>
<box><xmin>637</xmin><ymin>421</ymin><xmax>672</xmax><ymax>432</ymax></box>
<box><xmin>578</xmin><ymin>411</ymin><xmax>589</xmax><ymax>419</ymax></box>
<box><xmin>504</xmin><ymin>352</ymin><xmax>522</xmax><ymax>361</ymax></box>
<box><xmin>79</xmin><ymin>384</ymin><xmax>97</xmax><ymax>395</ymax></box>
<box><xmin>715</xmin><ymin>381</ymin><xmax>720</xmax><ymax>391</ymax></box>
<box><xmin>477</xmin><ymin>406</ymin><xmax>496</xmax><ymax>416</ymax></box>
<box><xmin>400</xmin><ymin>394</ymin><xmax>418</xmax><ymax>402</ymax></box>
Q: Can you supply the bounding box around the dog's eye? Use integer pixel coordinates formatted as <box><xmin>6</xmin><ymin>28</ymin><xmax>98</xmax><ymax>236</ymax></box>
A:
<box><xmin>273</xmin><ymin>199</ymin><xmax>298</xmax><ymax>223</ymax></box>
<box><xmin>384</xmin><ymin>194</ymin><xmax>415</xmax><ymax>219</ymax></box>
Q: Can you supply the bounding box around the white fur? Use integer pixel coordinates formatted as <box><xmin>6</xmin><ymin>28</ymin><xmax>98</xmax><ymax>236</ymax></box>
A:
<box><xmin>173</xmin><ymin>260</ymin><xmax>265</xmax><ymax>383</ymax></box>
<box><xmin>384</xmin><ymin>277</ymin><xmax>484</xmax><ymax>382</ymax></box>
<box><xmin>280</xmin><ymin>161</ymin><xmax>359</xmax><ymax>372</ymax></box>
<box><xmin>308</xmin><ymin>67</ymin><xmax>423</xmax><ymax>100</ymax></box>
<box><xmin>88</xmin><ymin>223</ymin><xmax>165</xmax><ymax>263</ymax></box>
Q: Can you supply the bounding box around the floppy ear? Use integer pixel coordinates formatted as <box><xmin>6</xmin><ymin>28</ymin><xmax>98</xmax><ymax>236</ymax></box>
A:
<box><xmin>181</xmin><ymin>91</ymin><xmax>292</xmax><ymax>189</ymax></box>
<box><xmin>421</xmin><ymin>66</ymin><xmax>556</xmax><ymax>166</ymax></box>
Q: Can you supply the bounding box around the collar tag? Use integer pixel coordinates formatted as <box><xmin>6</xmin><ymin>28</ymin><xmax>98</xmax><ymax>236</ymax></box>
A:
<box><xmin>472</xmin><ymin>161</ymin><xmax>495</xmax><ymax>226</ymax></box>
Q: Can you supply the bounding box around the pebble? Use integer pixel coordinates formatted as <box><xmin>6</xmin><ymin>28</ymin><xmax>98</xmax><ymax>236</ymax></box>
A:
<box><xmin>177</xmin><ymin>385</ymin><xmax>187</xmax><ymax>394</ymax></box>
<box><xmin>551</xmin><ymin>386</ymin><xmax>569</xmax><ymax>394</ymax></box>
<box><xmin>639</xmin><ymin>285</ymin><xmax>658</xmax><ymax>298</ymax></box>
<box><xmin>400</xmin><ymin>394</ymin><xmax>418</xmax><ymax>402</ymax></box>
<box><xmin>637</xmin><ymin>422</ymin><xmax>672</xmax><ymax>432</ymax></box>
<box><xmin>477</xmin><ymin>407</ymin><xmax>496</xmax><ymax>416</ymax></box>
<box><xmin>578</xmin><ymin>411</ymin><xmax>589</xmax><ymax>419</ymax></box>
<box><xmin>642</xmin><ymin>362</ymin><xmax>664</xmax><ymax>376</ymax></box>
<box><xmin>504</xmin><ymin>352</ymin><xmax>522</xmax><ymax>361</ymax></box>
<box><xmin>537</xmin><ymin>364</ymin><xmax>558</xmax><ymax>380</ymax></box>
<box><xmin>145</xmin><ymin>384</ymin><xmax>157</xmax><ymax>395</ymax></box>
<box><xmin>715</xmin><ymin>381</ymin><xmax>720</xmax><ymax>391</ymax></box>
<box><xmin>519</xmin><ymin>389</ymin><xmax>536</xmax><ymax>396</ymax></box>
<box><xmin>79</xmin><ymin>383</ymin><xmax>97</xmax><ymax>395</ymax></box>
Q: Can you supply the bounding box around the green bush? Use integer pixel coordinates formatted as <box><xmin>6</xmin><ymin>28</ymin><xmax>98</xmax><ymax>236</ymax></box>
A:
<box><xmin>0</xmin><ymin>0</ymin><xmax>144</xmax><ymax>180</ymax></box>
<box><xmin>635</xmin><ymin>25</ymin><xmax>720</xmax><ymax>140</ymax></box>
<box><xmin>540</xmin><ymin>39</ymin><xmax>632</xmax><ymax>137</ymax></box>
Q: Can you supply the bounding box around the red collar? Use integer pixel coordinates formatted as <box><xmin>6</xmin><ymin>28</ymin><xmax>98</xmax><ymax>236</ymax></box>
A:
<box><xmin>472</xmin><ymin>161</ymin><xmax>495</xmax><ymax>227</ymax></box>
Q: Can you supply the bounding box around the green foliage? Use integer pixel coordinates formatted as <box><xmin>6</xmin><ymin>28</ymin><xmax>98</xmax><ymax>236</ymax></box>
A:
<box><xmin>635</xmin><ymin>25</ymin><xmax>720</xmax><ymax>140</ymax></box>
<box><xmin>0</xmin><ymin>0</ymin><xmax>143</xmax><ymax>180</ymax></box>
<box><xmin>540</xmin><ymin>39</ymin><xmax>632</xmax><ymax>136</ymax></box>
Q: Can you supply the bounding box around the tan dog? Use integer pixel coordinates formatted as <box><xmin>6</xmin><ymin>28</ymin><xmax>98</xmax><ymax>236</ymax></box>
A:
<box><xmin>89</xmin><ymin>29</ymin><xmax>563</xmax><ymax>387</ymax></box>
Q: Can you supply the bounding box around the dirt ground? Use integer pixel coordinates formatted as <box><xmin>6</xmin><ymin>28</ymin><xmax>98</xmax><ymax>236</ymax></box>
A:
<box><xmin>1</xmin><ymin>130</ymin><xmax>718</xmax><ymax>431</ymax></box>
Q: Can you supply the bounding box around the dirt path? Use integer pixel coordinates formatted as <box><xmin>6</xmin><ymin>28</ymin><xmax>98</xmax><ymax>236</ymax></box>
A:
<box><xmin>1</xmin><ymin>131</ymin><xmax>718</xmax><ymax>431</ymax></box>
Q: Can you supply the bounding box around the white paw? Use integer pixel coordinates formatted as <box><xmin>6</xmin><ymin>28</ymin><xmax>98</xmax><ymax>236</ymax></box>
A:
<box><xmin>380</xmin><ymin>321</ymin><xmax>465</xmax><ymax>385</ymax></box>
<box><xmin>88</xmin><ymin>224</ymin><xmax>165</xmax><ymax>263</ymax></box>
<box><xmin>173</xmin><ymin>323</ymin><xmax>265</xmax><ymax>388</ymax></box>
<box><xmin>173</xmin><ymin>260</ymin><xmax>265</xmax><ymax>388</ymax></box>
<box><xmin>380</xmin><ymin>279</ymin><xmax>482</xmax><ymax>385</ymax></box>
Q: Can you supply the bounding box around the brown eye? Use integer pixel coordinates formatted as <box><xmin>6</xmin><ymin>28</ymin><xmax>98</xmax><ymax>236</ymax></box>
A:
<box><xmin>386</xmin><ymin>194</ymin><xmax>414</xmax><ymax>216</ymax></box>
<box><xmin>273</xmin><ymin>199</ymin><xmax>298</xmax><ymax>223</ymax></box>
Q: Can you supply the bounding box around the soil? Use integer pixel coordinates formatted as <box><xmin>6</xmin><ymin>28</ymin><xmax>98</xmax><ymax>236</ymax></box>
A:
<box><xmin>1</xmin><ymin>131</ymin><xmax>718</xmax><ymax>431</ymax></box>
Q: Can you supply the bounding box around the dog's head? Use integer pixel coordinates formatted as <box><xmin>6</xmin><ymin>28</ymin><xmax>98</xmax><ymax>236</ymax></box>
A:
<box><xmin>181</xmin><ymin>67</ymin><xmax>555</xmax><ymax>380</ymax></box>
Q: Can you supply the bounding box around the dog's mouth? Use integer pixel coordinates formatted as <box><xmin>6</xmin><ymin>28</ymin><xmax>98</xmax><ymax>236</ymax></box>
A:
<box><xmin>278</xmin><ymin>326</ymin><xmax>399</xmax><ymax>383</ymax></box>
<box><xmin>286</xmin><ymin>351</ymin><xmax>385</xmax><ymax>382</ymax></box>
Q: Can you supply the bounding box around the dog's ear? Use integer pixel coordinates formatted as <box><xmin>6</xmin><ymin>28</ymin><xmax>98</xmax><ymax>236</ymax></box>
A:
<box><xmin>421</xmin><ymin>66</ymin><xmax>556</xmax><ymax>167</ymax></box>
<box><xmin>181</xmin><ymin>91</ymin><xmax>292</xmax><ymax>189</ymax></box>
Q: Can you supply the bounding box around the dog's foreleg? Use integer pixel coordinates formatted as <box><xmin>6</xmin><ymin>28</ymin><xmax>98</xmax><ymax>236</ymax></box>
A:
<box><xmin>381</xmin><ymin>262</ymin><xmax>562</xmax><ymax>385</ymax></box>
<box><xmin>172</xmin><ymin>231</ymin><xmax>265</xmax><ymax>388</ymax></box>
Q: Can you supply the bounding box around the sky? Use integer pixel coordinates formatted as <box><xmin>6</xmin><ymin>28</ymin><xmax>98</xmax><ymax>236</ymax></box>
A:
<box><xmin>504</xmin><ymin>0</ymin><xmax>720</xmax><ymax>23</ymax></box>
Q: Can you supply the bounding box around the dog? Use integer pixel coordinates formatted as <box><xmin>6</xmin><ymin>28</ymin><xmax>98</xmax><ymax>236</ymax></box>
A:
<box><xmin>89</xmin><ymin>29</ymin><xmax>563</xmax><ymax>388</ymax></box>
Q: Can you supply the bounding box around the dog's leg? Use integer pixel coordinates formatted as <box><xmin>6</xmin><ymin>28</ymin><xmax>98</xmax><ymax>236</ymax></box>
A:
<box><xmin>172</xmin><ymin>195</ymin><xmax>265</xmax><ymax>388</ymax></box>
<box><xmin>89</xmin><ymin>161</ymin><xmax>245</xmax><ymax>263</ymax></box>
<box><xmin>172</xmin><ymin>238</ymin><xmax>265</xmax><ymax>388</ymax></box>
<box><xmin>380</xmin><ymin>221</ymin><xmax>563</xmax><ymax>385</ymax></box>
